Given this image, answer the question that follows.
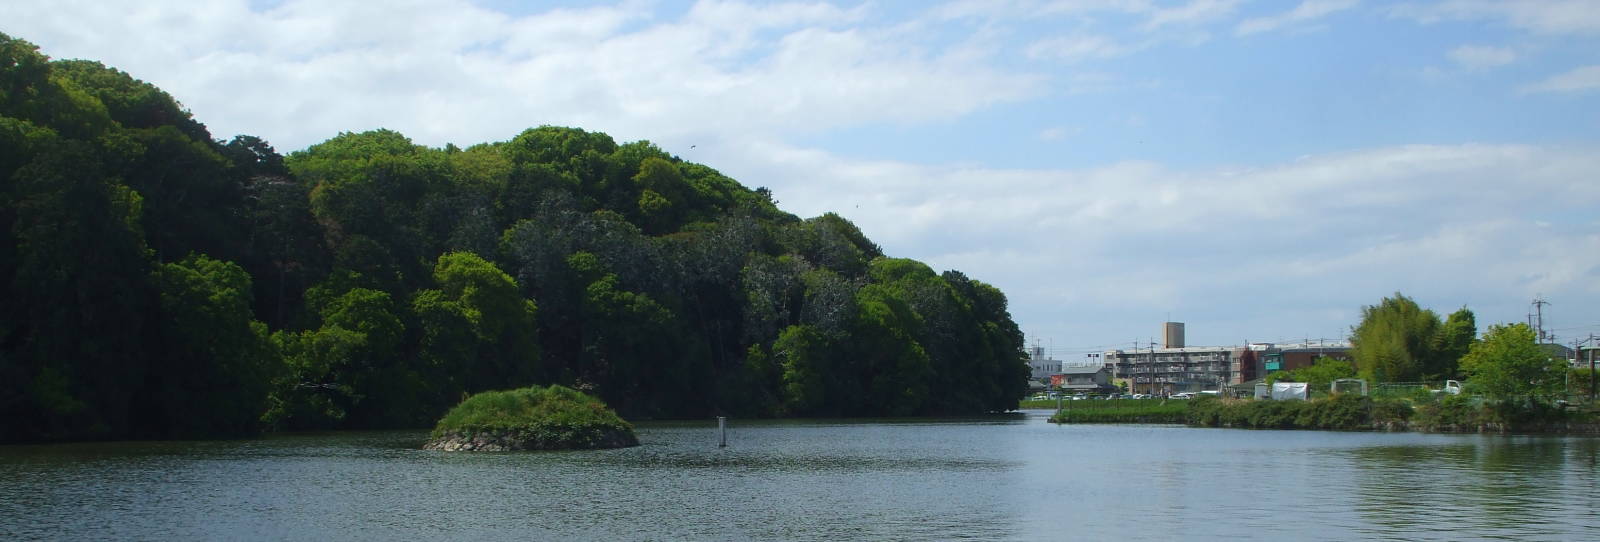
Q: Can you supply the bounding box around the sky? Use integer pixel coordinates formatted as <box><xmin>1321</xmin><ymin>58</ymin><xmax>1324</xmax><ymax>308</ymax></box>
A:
<box><xmin>6</xmin><ymin>0</ymin><xmax>1599</xmax><ymax>359</ymax></box>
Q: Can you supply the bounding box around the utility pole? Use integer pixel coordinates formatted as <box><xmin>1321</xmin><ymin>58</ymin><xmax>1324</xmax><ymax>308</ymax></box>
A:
<box><xmin>1149</xmin><ymin>338</ymin><xmax>1159</xmax><ymax>396</ymax></box>
<box><xmin>1532</xmin><ymin>296</ymin><xmax>1550</xmax><ymax>344</ymax></box>
<box><xmin>1134</xmin><ymin>340</ymin><xmax>1144</xmax><ymax>394</ymax></box>
<box><xmin>1588</xmin><ymin>333</ymin><xmax>1596</xmax><ymax>404</ymax></box>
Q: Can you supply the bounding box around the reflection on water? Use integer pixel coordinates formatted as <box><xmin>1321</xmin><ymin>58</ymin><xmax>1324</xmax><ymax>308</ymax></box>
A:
<box><xmin>0</xmin><ymin>412</ymin><xmax>1595</xmax><ymax>540</ymax></box>
<box><xmin>1348</xmin><ymin>437</ymin><xmax>1597</xmax><ymax>541</ymax></box>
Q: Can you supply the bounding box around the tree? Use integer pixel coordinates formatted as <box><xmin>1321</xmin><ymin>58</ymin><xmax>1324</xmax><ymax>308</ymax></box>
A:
<box><xmin>850</xmin><ymin>284</ymin><xmax>933</xmax><ymax>416</ymax></box>
<box><xmin>1432</xmin><ymin>307</ymin><xmax>1477</xmax><ymax>379</ymax></box>
<box><xmin>265</xmin><ymin>287</ymin><xmax>405</xmax><ymax>429</ymax></box>
<box><xmin>413</xmin><ymin>252</ymin><xmax>541</xmax><ymax>394</ymax></box>
<box><xmin>1</xmin><ymin>136</ymin><xmax>155</xmax><ymax>441</ymax></box>
<box><xmin>774</xmin><ymin>324</ymin><xmax>836</xmax><ymax>415</ymax></box>
<box><xmin>1459</xmin><ymin>323</ymin><xmax>1567</xmax><ymax>401</ymax></box>
<box><xmin>147</xmin><ymin>255</ymin><xmax>278</xmax><ymax>437</ymax></box>
<box><xmin>1349</xmin><ymin>293</ymin><xmax>1442</xmax><ymax>383</ymax></box>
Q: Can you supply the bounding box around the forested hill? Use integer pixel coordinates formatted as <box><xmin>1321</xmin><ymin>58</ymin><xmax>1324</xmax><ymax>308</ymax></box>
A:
<box><xmin>0</xmin><ymin>33</ymin><xmax>1029</xmax><ymax>442</ymax></box>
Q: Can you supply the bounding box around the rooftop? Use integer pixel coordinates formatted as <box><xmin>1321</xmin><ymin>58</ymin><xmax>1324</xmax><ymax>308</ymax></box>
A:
<box><xmin>1058</xmin><ymin>364</ymin><xmax>1108</xmax><ymax>375</ymax></box>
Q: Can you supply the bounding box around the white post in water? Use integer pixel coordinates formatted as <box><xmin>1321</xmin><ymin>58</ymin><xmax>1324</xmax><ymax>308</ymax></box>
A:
<box><xmin>717</xmin><ymin>416</ymin><xmax>727</xmax><ymax>448</ymax></box>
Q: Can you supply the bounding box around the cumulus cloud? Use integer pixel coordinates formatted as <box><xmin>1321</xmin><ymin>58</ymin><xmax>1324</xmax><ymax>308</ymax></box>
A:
<box><xmin>1520</xmin><ymin>65</ymin><xmax>1600</xmax><ymax>93</ymax></box>
<box><xmin>727</xmin><ymin>139</ymin><xmax>1600</xmax><ymax>346</ymax></box>
<box><xmin>1235</xmin><ymin>0</ymin><xmax>1359</xmax><ymax>36</ymax></box>
<box><xmin>0</xmin><ymin>0</ymin><xmax>1043</xmax><ymax>150</ymax></box>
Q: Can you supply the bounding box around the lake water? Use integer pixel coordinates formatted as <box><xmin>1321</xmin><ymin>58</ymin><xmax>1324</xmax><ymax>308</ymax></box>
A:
<box><xmin>1</xmin><ymin>410</ymin><xmax>1595</xmax><ymax>540</ymax></box>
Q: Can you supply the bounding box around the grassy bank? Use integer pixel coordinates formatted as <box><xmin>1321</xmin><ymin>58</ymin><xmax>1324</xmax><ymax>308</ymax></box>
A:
<box><xmin>1043</xmin><ymin>394</ymin><xmax>1597</xmax><ymax>433</ymax></box>
<box><xmin>1047</xmin><ymin>400</ymin><xmax>1188</xmax><ymax>424</ymax></box>
<box><xmin>1185</xmin><ymin>394</ymin><xmax>1398</xmax><ymax>430</ymax></box>
<box><xmin>1184</xmin><ymin>394</ymin><xmax>1593</xmax><ymax>432</ymax></box>
<box><xmin>1023</xmin><ymin>398</ymin><xmax>1169</xmax><ymax>410</ymax></box>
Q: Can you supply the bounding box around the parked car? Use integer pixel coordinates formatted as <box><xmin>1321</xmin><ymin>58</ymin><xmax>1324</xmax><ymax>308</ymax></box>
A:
<box><xmin>1171</xmin><ymin>392</ymin><xmax>1196</xmax><ymax>399</ymax></box>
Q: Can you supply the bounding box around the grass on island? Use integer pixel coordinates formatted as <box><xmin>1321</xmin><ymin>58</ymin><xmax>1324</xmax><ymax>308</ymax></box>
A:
<box><xmin>432</xmin><ymin>385</ymin><xmax>637</xmax><ymax>448</ymax></box>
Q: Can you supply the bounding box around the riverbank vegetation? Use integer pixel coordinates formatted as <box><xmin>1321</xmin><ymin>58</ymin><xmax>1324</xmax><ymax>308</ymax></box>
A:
<box><xmin>0</xmin><ymin>34</ymin><xmax>1029</xmax><ymax>443</ymax></box>
<box><xmin>1181</xmin><ymin>393</ymin><xmax>1595</xmax><ymax>433</ymax></box>
<box><xmin>1053</xmin><ymin>317</ymin><xmax>1596</xmax><ymax>433</ymax></box>
<box><xmin>1047</xmin><ymin>400</ymin><xmax>1186</xmax><ymax>424</ymax></box>
<box><xmin>426</xmin><ymin>385</ymin><xmax>637</xmax><ymax>451</ymax></box>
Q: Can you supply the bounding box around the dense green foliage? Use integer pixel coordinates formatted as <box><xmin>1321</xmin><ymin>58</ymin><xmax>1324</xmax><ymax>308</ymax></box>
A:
<box><xmin>1572</xmin><ymin>368</ymin><xmax>1596</xmax><ymax>399</ymax></box>
<box><xmin>1410</xmin><ymin>393</ymin><xmax>1580</xmax><ymax>432</ymax></box>
<box><xmin>1349</xmin><ymin>294</ymin><xmax>1476</xmax><ymax>382</ymax></box>
<box><xmin>1185</xmin><ymin>394</ymin><xmax>1411</xmax><ymax>430</ymax></box>
<box><xmin>430</xmin><ymin>385</ymin><xmax>635</xmax><ymax>448</ymax></box>
<box><xmin>1184</xmin><ymin>393</ymin><xmax>1584</xmax><ymax>433</ymax></box>
<box><xmin>1458</xmin><ymin>323</ymin><xmax>1567</xmax><ymax>401</ymax></box>
<box><xmin>0</xmin><ymin>34</ymin><xmax>1029</xmax><ymax>442</ymax></box>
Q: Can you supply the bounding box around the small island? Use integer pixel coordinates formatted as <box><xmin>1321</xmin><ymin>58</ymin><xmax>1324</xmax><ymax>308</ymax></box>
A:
<box><xmin>425</xmin><ymin>385</ymin><xmax>639</xmax><ymax>451</ymax></box>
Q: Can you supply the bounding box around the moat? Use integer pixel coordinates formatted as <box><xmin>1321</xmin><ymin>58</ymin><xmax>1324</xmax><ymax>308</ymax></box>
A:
<box><xmin>2</xmin><ymin>411</ymin><xmax>1595</xmax><ymax>540</ymax></box>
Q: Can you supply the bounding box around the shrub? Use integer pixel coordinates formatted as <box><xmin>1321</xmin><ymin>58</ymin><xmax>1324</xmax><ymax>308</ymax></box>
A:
<box><xmin>1306</xmin><ymin>394</ymin><xmax>1370</xmax><ymax>430</ymax></box>
<box><xmin>1051</xmin><ymin>401</ymin><xmax>1187</xmax><ymax>424</ymax></box>
<box><xmin>1414</xmin><ymin>394</ymin><xmax>1480</xmax><ymax>431</ymax></box>
<box><xmin>1370</xmin><ymin>397</ymin><xmax>1413</xmax><ymax>424</ymax></box>
<box><xmin>1188</xmin><ymin>394</ymin><xmax>1391</xmax><ymax>430</ymax></box>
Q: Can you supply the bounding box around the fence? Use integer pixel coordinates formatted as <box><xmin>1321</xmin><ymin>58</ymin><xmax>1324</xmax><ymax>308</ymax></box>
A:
<box><xmin>1371</xmin><ymin>382</ymin><xmax>1432</xmax><ymax>399</ymax></box>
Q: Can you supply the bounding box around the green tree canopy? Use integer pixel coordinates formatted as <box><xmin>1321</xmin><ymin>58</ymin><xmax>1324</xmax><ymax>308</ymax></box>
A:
<box><xmin>1432</xmin><ymin>307</ymin><xmax>1477</xmax><ymax>379</ymax></box>
<box><xmin>1459</xmin><ymin>323</ymin><xmax>1566</xmax><ymax>400</ymax></box>
<box><xmin>1350</xmin><ymin>293</ymin><xmax>1443</xmax><ymax>383</ymax></box>
<box><xmin>149</xmin><ymin>255</ymin><xmax>279</xmax><ymax>437</ymax></box>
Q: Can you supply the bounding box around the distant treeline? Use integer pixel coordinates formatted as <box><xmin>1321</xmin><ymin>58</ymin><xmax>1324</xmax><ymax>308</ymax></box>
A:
<box><xmin>0</xmin><ymin>33</ymin><xmax>1029</xmax><ymax>442</ymax></box>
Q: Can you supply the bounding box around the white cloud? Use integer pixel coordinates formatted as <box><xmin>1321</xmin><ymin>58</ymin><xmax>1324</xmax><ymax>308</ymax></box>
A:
<box><xmin>1025</xmin><ymin>34</ymin><xmax>1140</xmax><ymax>61</ymax></box>
<box><xmin>1</xmin><ymin>0</ymin><xmax>1044</xmax><ymax>150</ymax></box>
<box><xmin>929</xmin><ymin>0</ymin><xmax>1153</xmax><ymax>22</ymax></box>
<box><xmin>1393</xmin><ymin>0</ymin><xmax>1600</xmax><ymax>35</ymax></box>
<box><xmin>1236</xmin><ymin>0</ymin><xmax>1359</xmax><ymax>36</ymax></box>
<box><xmin>1142</xmin><ymin>0</ymin><xmax>1242</xmax><ymax>30</ymax></box>
<box><xmin>723</xmin><ymin>139</ymin><xmax>1600</xmax><ymax>346</ymax></box>
<box><xmin>930</xmin><ymin>0</ymin><xmax>1239</xmax><ymax>34</ymax></box>
<box><xmin>1447</xmin><ymin>44</ymin><xmax>1517</xmax><ymax>70</ymax></box>
<box><xmin>1521</xmin><ymin>65</ymin><xmax>1600</xmax><ymax>93</ymax></box>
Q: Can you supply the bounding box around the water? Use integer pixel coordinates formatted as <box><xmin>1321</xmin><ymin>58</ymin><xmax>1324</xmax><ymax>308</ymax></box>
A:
<box><xmin>1</xmin><ymin>411</ymin><xmax>1595</xmax><ymax>540</ymax></box>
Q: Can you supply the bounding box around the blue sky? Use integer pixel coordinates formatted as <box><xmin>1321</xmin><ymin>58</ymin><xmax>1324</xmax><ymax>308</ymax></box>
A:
<box><xmin>6</xmin><ymin>0</ymin><xmax>1599</xmax><ymax>358</ymax></box>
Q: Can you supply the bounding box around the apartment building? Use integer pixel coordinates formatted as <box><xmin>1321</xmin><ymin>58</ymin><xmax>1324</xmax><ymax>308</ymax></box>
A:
<box><xmin>1103</xmin><ymin>345</ymin><xmax>1249</xmax><ymax>395</ymax></box>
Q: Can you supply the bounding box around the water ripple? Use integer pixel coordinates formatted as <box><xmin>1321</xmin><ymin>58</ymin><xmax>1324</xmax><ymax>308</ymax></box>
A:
<box><xmin>1</xmin><ymin>421</ymin><xmax>1595</xmax><ymax>540</ymax></box>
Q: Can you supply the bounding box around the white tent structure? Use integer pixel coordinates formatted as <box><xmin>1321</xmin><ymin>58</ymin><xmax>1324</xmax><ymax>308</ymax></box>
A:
<box><xmin>1270</xmin><ymin>382</ymin><xmax>1308</xmax><ymax>401</ymax></box>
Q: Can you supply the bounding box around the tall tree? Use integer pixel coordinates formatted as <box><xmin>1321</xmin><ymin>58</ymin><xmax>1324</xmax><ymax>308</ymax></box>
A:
<box><xmin>1349</xmin><ymin>293</ymin><xmax>1443</xmax><ymax>383</ymax></box>
<box><xmin>146</xmin><ymin>255</ymin><xmax>278</xmax><ymax>437</ymax></box>
<box><xmin>1432</xmin><ymin>307</ymin><xmax>1477</xmax><ymax>379</ymax></box>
